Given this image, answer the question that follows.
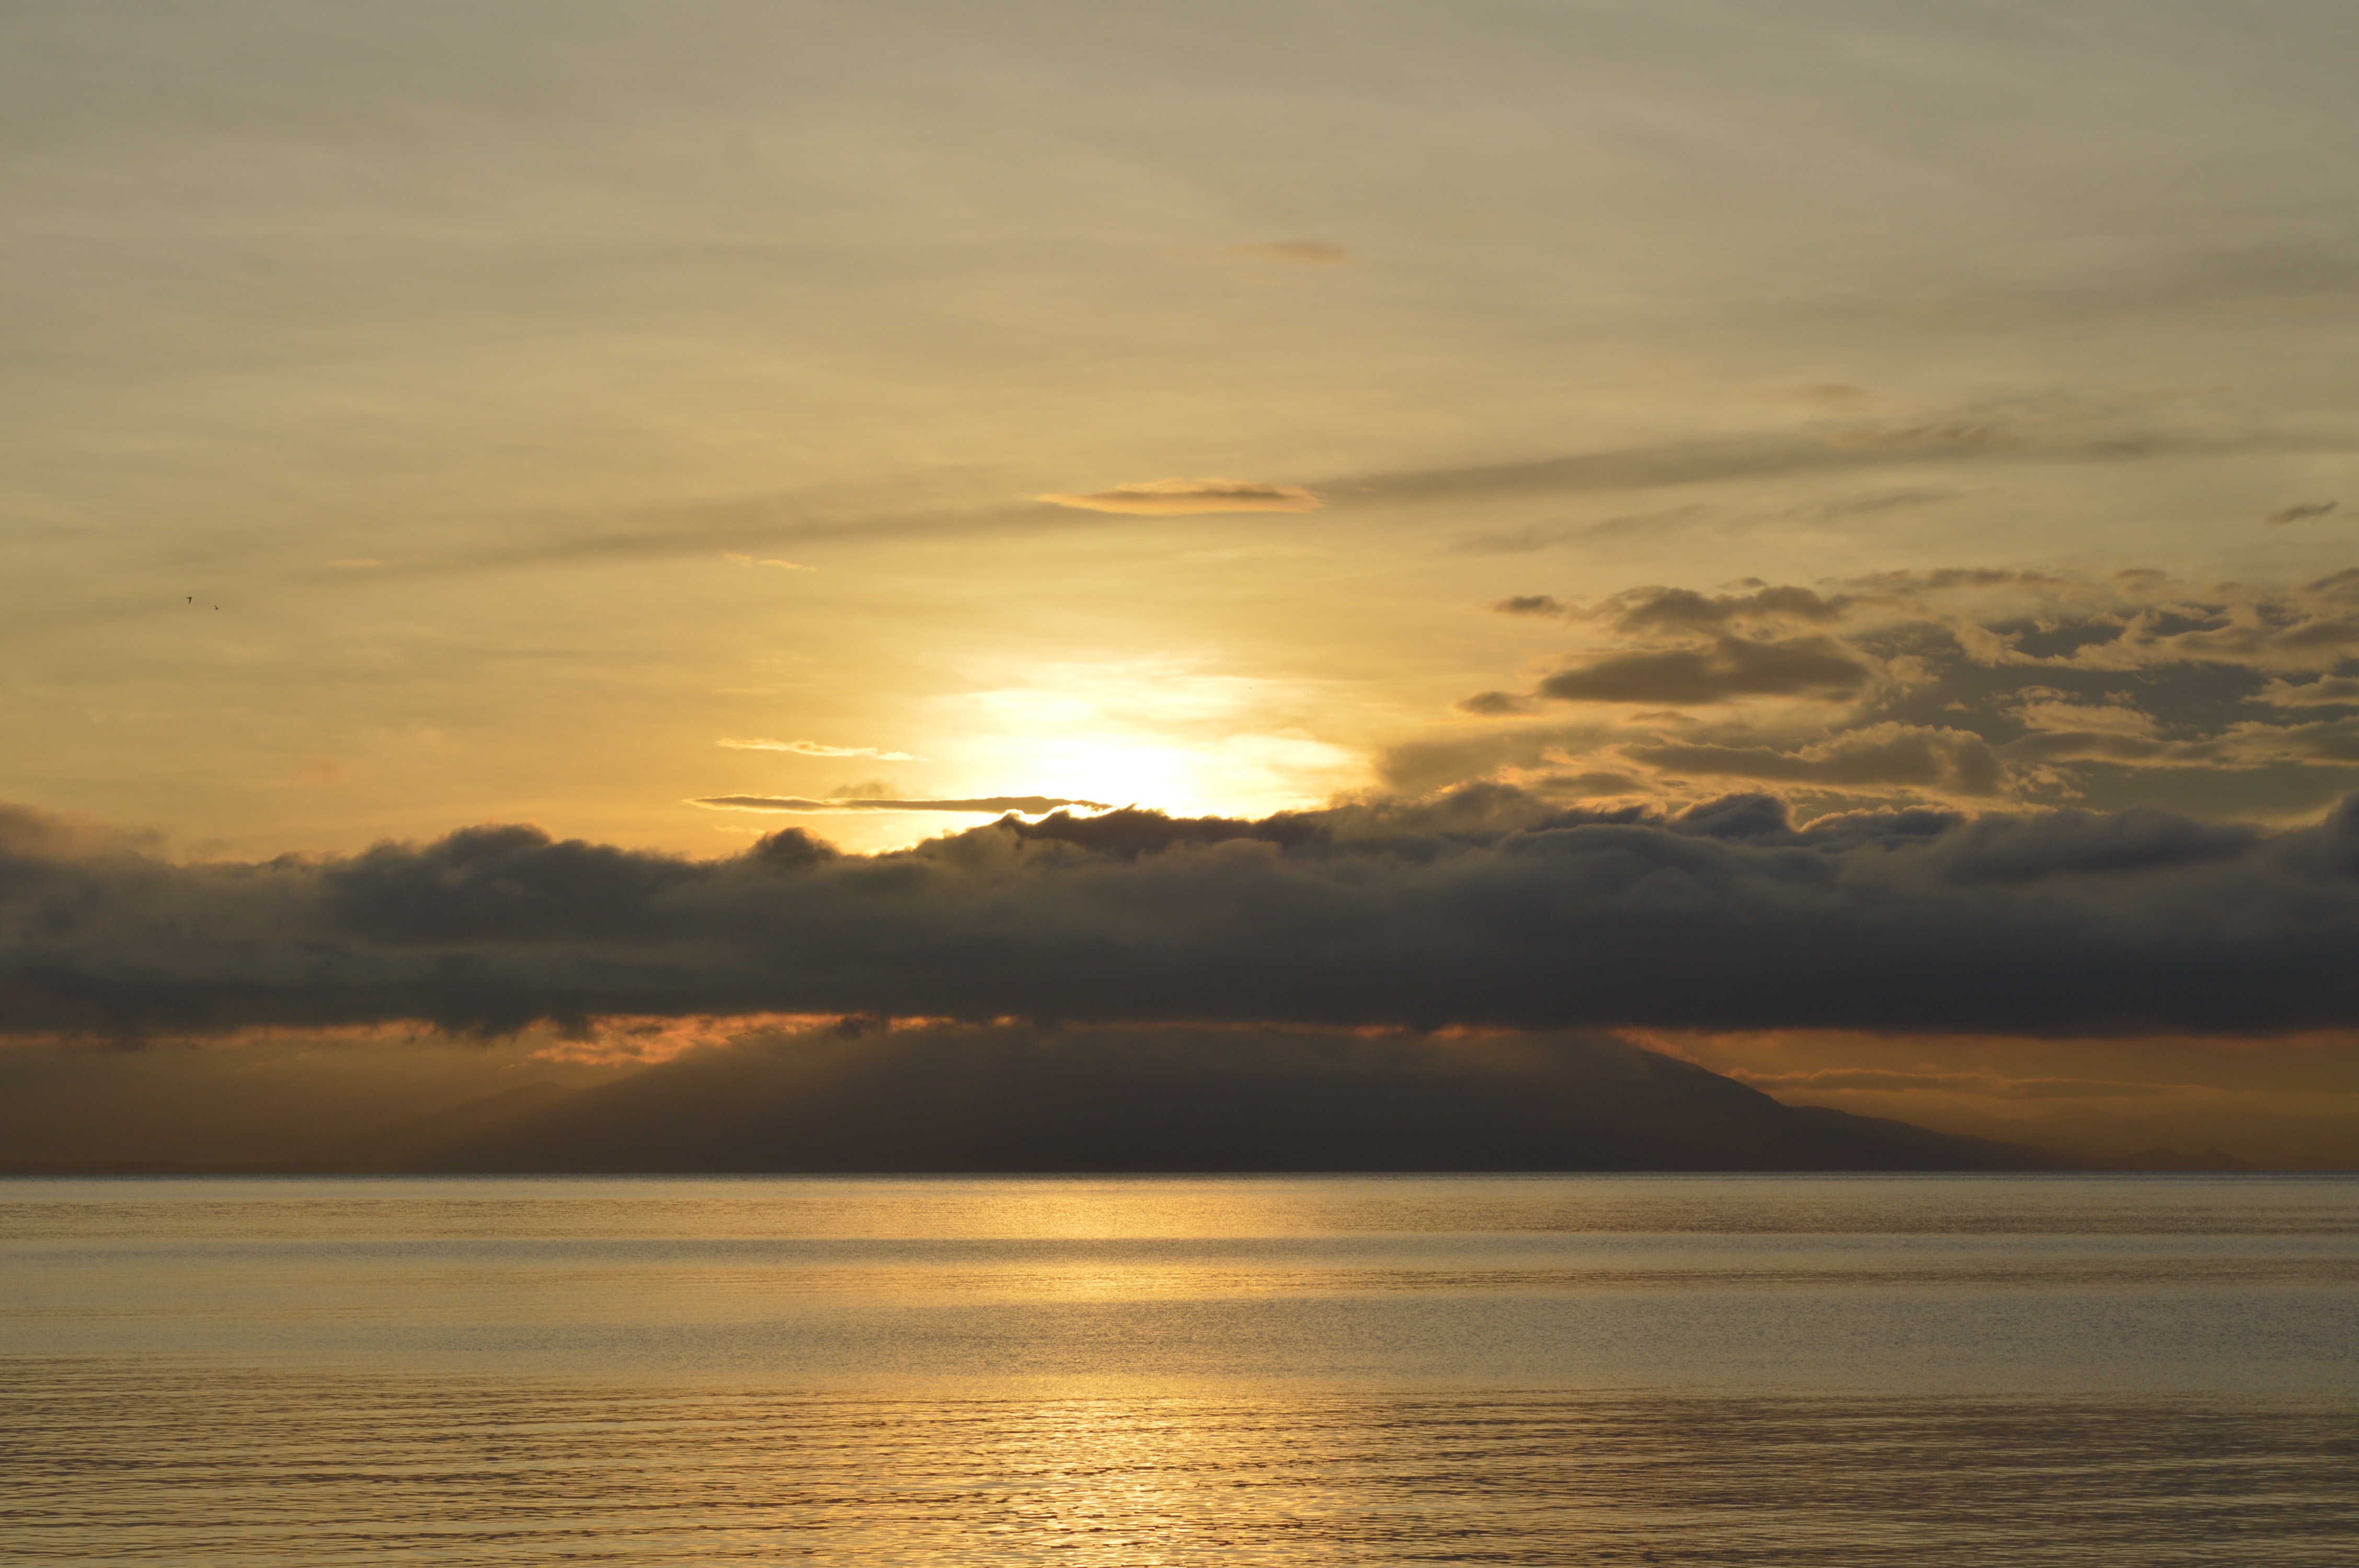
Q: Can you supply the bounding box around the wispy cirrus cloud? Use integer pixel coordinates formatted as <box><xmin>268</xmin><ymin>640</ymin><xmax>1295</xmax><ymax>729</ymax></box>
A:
<box><xmin>717</xmin><ymin>738</ymin><xmax>925</xmax><ymax>761</ymax></box>
<box><xmin>1037</xmin><ymin>477</ymin><xmax>1324</xmax><ymax>515</ymax></box>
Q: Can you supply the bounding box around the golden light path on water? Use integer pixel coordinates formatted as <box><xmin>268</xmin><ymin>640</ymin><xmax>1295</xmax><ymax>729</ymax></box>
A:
<box><xmin>4</xmin><ymin>1175</ymin><xmax>2357</xmax><ymax>1563</ymax></box>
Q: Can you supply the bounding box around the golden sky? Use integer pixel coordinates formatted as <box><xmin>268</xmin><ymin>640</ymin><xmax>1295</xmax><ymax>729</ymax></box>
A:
<box><xmin>5</xmin><ymin>3</ymin><xmax>2358</xmax><ymax>1165</ymax></box>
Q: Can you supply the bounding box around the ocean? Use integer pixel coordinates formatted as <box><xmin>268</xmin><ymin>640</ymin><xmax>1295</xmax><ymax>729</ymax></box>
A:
<box><xmin>3</xmin><ymin>1173</ymin><xmax>2354</xmax><ymax>1563</ymax></box>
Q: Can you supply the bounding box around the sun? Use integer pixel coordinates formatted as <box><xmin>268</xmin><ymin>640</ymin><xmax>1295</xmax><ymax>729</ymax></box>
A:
<box><xmin>951</xmin><ymin>659</ymin><xmax>1359</xmax><ymax>821</ymax></box>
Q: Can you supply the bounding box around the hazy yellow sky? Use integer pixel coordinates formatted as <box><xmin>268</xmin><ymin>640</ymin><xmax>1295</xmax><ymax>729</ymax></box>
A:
<box><xmin>9</xmin><ymin>1</ymin><xmax>2359</xmax><ymax>857</ymax></box>
<box><xmin>7</xmin><ymin>4</ymin><xmax>2359</xmax><ymax>1168</ymax></box>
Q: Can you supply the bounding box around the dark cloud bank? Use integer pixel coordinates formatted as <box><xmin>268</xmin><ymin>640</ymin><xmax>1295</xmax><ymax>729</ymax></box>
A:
<box><xmin>7</xmin><ymin>790</ymin><xmax>2354</xmax><ymax>1170</ymax></box>
<box><xmin>9</xmin><ymin>792</ymin><xmax>2359</xmax><ymax>1040</ymax></box>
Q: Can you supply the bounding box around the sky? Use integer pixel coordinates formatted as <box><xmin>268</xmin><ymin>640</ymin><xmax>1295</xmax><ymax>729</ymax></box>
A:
<box><xmin>5</xmin><ymin>1</ymin><xmax>2358</xmax><ymax>1166</ymax></box>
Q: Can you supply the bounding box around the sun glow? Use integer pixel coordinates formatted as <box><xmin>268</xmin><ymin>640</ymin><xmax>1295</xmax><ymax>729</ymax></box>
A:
<box><xmin>952</xmin><ymin>659</ymin><xmax>1359</xmax><ymax>821</ymax></box>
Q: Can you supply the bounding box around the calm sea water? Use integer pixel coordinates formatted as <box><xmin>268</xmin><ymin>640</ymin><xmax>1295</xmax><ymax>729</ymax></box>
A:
<box><xmin>3</xmin><ymin>1174</ymin><xmax>2354</xmax><ymax>1563</ymax></box>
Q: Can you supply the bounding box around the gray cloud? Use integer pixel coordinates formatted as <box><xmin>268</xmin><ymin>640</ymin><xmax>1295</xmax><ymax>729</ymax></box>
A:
<box><xmin>7</xmin><ymin>792</ymin><xmax>2359</xmax><ymax>1041</ymax></box>
<box><xmin>2266</xmin><ymin>500</ymin><xmax>2338</xmax><ymax>526</ymax></box>
<box><xmin>1428</xmin><ymin>567</ymin><xmax>2359</xmax><ymax>810</ymax></box>
<box><xmin>1377</xmin><ymin>724</ymin><xmax>1619</xmax><ymax>794</ymax></box>
<box><xmin>1999</xmin><ymin>716</ymin><xmax>2359</xmax><ymax>770</ymax></box>
<box><xmin>1983</xmin><ymin>569</ymin><xmax>2359</xmax><ymax>675</ymax></box>
<box><xmin>2252</xmin><ymin>676</ymin><xmax>2359</xmax><ymax>709</ymax></box>
<box><xmin>1536</xmin><ymin>634</ymin><xmax>1872</xmax><ymax>705</ymax></box>
<box><xmin>1628</xmin><ymin>724</ymin><xmax>2002</xmax><ymax>796</ymax></box>
<box><xmin>1601</xmin><ymin>585</ymin><xmax>1850</xmax><ymax>633</ymax></box>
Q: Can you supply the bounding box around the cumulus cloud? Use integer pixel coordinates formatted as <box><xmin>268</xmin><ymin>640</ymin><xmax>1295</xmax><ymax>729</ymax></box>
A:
<box><xmin>1492</xmin><ymin>595</ymin><xmax>1567</xmax><ymax>616</ymax></box>
<box><xmin>717</xmin><ymin>738</ymin><xmax>924</xmax><ymax>760</ymax></box>
<box><xmin>691</xmin><ymin>794</ymin><xmax>1109</xmax><ymax>814</ymax></box>
<box><xmin>1627</xmin><ymin>724</ymin><xmax>2002</xmax><ymax>796</ymax></box>
<box><xmin>2252</xmin><ymin>675</ymin><xmax>2359</xmax><ymax>709</ymax></box>
<box><xmin>1954</xmin><ymin>568</ymin><xmax>2359</xmax><ymax>675</ymax></box>
<box><xmin>1536</xmin><ymin>634</ymin><xmax>1872</xmax><ymax>705</ymax></box>
<box><xmin>1999</xmin><ymin>714</ymin><xmax>2359</xmax><ymax>770</ymax></box>
<box><xmin>1378</xmin><ymin>724</ymin><xmax>1621</xmax><ymax>795</ymax></box>
<box><xmin>7</xmin><ymin>792</ymin><xmax>2359</xmax><ymax>1042</ymax></box>
<box><xmin>1599</xmin><ymin>584</ymin><xmax>1851</xmax><ymax>633</ymax></box>
<box><xmin>1037</xmin><ymin>478</ymin><xmax>1325</xmax><ymax>515</ymax></box>
<box><xmin>2013</xmin><ymin>697</ymin><xmax>2159</xmax><ymax>737</ymax></box>
<box><xmin>1430</xmin><ymin>566</ymin><xmax>2359</xmax><ymax>810</ymax></box>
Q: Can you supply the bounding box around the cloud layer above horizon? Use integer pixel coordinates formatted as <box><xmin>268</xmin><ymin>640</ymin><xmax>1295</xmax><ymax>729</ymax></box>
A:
<box><xmin>7</xmin><ymin>788</ymin><xmax>2359</xmax><ymax>1041</ymax></box>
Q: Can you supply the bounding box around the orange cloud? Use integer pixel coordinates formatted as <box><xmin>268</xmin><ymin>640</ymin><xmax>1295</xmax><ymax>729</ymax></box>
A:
<box><xmin>1037</xmin><ymin>477</ymin><xmax>1324</xmax><ymax>515</ymax></box>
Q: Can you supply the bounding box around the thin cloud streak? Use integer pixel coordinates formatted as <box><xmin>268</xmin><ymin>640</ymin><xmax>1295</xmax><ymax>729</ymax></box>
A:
<box><xmin>717</xmin><ymin>739</ymin><xmax>925</xmax><ymax>761</ymax></box>
<box><xmin>1037</xmin><ymin>478</ymin><xmax>1326</xmax><ymax>515</ymax></box>
<box><xmin>1413</xmin><ymin>423</ymin><xmax>2357</xmax><ymax>548</ymax></box>
<box><xmin>691</xmin><ymin>794</ymin><xmax>1110</xmax><ymax>814</ymax></box>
